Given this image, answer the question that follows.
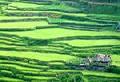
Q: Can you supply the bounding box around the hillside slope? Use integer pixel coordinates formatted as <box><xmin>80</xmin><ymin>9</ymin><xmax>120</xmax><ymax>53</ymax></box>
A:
<box><xmin>0</xmin><ymin>0</ymin><xmax>120</xmax><ymax>82</ymax></box>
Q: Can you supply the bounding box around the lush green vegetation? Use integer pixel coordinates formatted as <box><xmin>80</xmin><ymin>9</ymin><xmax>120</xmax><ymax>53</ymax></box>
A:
<box><xmin>0</xmin><ymin>0</ymin><xmax>120</xmax><ymax>82</ymax></box>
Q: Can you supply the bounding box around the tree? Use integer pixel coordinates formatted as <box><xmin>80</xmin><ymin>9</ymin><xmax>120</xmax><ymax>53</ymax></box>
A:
<box><xmin>55</xmin><ymin>72</ymin><xmax>87</xmax><ymax>82</ymax></box>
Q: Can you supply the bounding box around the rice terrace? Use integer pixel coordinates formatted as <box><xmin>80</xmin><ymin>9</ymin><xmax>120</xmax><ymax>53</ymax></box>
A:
<box><xmin>0</xmin><ymin>0</ymin><xmax>120</xmax><ymax>82</ymax></box>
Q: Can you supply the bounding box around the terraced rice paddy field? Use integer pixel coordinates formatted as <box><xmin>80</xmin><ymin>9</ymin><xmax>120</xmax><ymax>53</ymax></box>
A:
<box><xmin>0</xmin><ymin>0</ymin><xmax>120</xmax><ymax>82</ymax></box>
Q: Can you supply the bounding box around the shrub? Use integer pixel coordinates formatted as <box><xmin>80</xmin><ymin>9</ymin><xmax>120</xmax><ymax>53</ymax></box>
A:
<box><xmin>55</xmin><ymin>72</ymin><xmax>87</xmax><ymax>82</ymax></box>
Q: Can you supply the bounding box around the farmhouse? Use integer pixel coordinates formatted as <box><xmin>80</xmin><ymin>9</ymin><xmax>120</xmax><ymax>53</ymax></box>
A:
<box><xmin>92</xmin><ymin>54</ymin><xmax>112</xmax><ymax>65</ymax></box>
<box><xmin>79</xmin><ymin>54</ymin><xmax>112</xmax><ymax>70</ymax></box>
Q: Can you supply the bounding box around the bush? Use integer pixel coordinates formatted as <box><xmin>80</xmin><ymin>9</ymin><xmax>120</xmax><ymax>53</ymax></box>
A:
<box><xmin>55</xmin><ymin>72</ymin><xmax>87</xmax><ymax>82</ymax></box>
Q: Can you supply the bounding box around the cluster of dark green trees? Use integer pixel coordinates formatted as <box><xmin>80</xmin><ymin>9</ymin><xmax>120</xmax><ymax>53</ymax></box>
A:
<box><xmin>49</xmin><ymin>72</ymin><xmax>87</xmax><ymax>82</ymax></box>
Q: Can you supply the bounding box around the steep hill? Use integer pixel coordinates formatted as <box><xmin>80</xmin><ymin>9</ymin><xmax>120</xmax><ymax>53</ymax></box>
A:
<box><xmin>0</xmin><ymin>0</ymin><xmax>120</xmax><ymax>82</ymax></box>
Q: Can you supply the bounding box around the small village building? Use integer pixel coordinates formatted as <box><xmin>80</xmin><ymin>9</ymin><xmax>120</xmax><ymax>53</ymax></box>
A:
<box><xmin>79</xmin><ymin>54</ymin><xmax>112</xmax><ymax>70</ymax></box>
<box><xmin>92</xmin><ymin>54</ymin><xmax>112</xmax><ymax>66</ymax></box>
